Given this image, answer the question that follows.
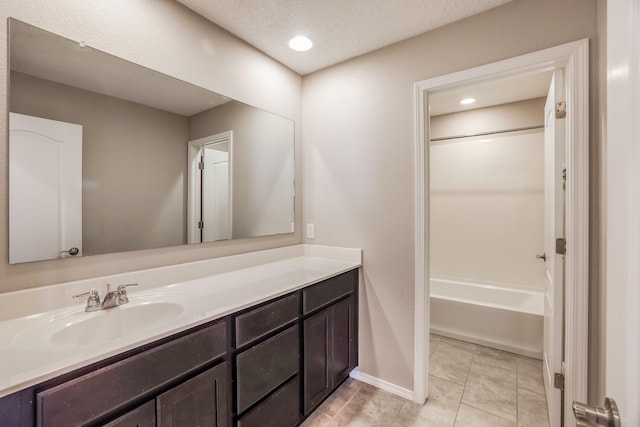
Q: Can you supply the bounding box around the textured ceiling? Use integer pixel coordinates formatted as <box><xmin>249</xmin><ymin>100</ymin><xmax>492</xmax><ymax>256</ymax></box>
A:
<box><xmin>177</xmin><ymin>0</ymin><xmax>515</xmax><ymax>75</ymax></box>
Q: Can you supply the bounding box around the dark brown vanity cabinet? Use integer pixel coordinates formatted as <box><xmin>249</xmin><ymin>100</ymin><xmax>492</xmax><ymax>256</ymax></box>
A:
<box><xmin>0</xmin><ymin>268</ymin><xmax>359</xmax><ymax>427</ymax></box>
<box><xmin>233</xmin><ymin>294</ymin><xmax>301</xmax><ymax>426</ymax></box>
<box><xmin>302</xmin><ymin>270</ymin><xmax>358</xmax><ymax>415</ymax></box>
<box><xmin>232</xmin><ymin>268</ymin><xmax>358</xmax><ymax>425</ymax></box>
<box><xmin>36</xmin><ymin>319</ymin><xmax>229</xmax><ymax>427</ymax></box>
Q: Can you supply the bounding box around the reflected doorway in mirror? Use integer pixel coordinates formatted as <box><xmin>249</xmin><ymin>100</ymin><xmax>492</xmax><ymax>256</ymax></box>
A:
<box><xmin>188</xmin><ymin>131</ymin><xmax>233</xmax><ymax>244</ymax></box>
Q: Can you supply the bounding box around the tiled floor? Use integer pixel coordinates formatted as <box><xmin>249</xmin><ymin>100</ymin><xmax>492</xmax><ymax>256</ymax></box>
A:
<box><xmin>301</xmin><ymin>334</ymin><xmax>550</xmax><ymax>427</ymax></box>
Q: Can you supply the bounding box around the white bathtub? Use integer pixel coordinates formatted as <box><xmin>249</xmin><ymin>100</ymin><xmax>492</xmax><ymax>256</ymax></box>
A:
<box><xmin>430</xmin><ymin>278</ymin><xmax>544</xmax><ymax>358</ymax></box>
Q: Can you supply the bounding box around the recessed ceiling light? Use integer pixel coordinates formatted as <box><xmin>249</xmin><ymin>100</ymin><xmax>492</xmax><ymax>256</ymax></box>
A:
<box><xmin>289</xmin><ymin>36</ymin><xmax>313</xmax><ymax>52</ymax></box>
<box><xmin>460</xmin><ymin>97</ymin><xmax>476</xmax><ymax>105</ymax></box>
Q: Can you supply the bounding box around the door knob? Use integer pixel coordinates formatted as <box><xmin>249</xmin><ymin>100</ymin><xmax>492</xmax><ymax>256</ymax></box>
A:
<box><xmin>536</xmin><ymin>253</ymin><xmax>547</xmax><ymax>262</ymax></box>
<box><xmin>573</xmin><ymin>398</ymin><xmax>621</xmax><ymax>427</ymax></box>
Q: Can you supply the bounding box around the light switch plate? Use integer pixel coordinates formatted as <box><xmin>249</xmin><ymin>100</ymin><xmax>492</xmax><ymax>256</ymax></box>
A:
<box><xmin>306</xmin><ymin>223</ymin><xmax>315</xmax><ymax>239</ymax></box>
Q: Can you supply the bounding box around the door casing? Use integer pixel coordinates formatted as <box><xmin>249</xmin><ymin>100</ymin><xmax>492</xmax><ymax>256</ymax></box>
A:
<box><xmin>413</xmin><ymin>38</ymin><xmax>589</xmax><ymax>426</ymax></box>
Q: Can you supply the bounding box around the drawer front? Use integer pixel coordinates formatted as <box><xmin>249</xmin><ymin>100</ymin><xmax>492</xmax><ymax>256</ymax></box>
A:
<box><xmin>303</xmin><ymin>269</ymin><xmax>357</xmax><ymax>314</ymax></box>
<box><xmin>236</xmin><ymin>325</ymin><xmax>299</xmax><ymax>414</ymax></box>
<box><xmin>237</xmin><ymin>376</ymin><xmax>300</xmax><ymax>427</ymax></box>
<box><xmin>235</xmin><ymin>293</ymin><xmax>299</xmax><ymax>348</ymax></box>
<box><xmin>103</xmin><ymin>400</ymin><xmax>156</xmax><ymax>427</ymax></box>
<box><xmin>37</xmin><ymin>320</ymin><xmax>227</xmax><ymax>427</ymax></box>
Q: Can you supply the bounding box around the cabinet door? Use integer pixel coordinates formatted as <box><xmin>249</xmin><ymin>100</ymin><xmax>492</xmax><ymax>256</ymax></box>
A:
<box><xmin>157</xmin><ymin>362</ymin><xmax>229</xmax><ymax>427</ymax></box>
<box><xmin>103</xmin><ymin>401</ymin><xmax>155</xmax><ymax>427</ymax></box>
<box><xmin>331</xmin><ymin>296</ymin><xmax>356</xmax><ymax>385</ymax></box>
<box><xmin>303</xmin><ymin>295</ymin><xmax>358</xmax><ymax>415</ymax></box>
<box><xmin>303</xmin><ymin>308</ymin><xmax>331</xmax><ymax>414</ymax></box>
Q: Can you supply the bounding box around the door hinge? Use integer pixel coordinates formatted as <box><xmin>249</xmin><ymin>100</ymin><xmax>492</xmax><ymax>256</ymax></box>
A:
<box><xmin>556</xmin><ymin>238</ymin><xmax>566</xmax><ymax>255</ymax></box>
<box><xmin>554</xmin><ymin>372</ymin><xmax>565</xmax><ymax>390</ymax></box>
<box><xmin>556</xmin><ymin>101</ymin><xmax>566</xmax><ymax>119</ymax></box>
<box><xmin>198</xmin><ymin>221</ymin><xmax>204</xmax><ymax>229</ymax></box>
<box><xmin>562</xmin><ymin>168</ymin><xmax>567</xmax><ymax>190</ymax></box>
<box><xmin>198</xmin><ymin>161</ymin><xmax>204</xmax><ymax>170</ymax></box>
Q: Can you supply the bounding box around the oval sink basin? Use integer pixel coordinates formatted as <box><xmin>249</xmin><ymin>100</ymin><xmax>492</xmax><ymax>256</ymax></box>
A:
<box><xmin>14</xmin><ymin>294</ymin><xmax>190</xmax><ymax>349</ymax></box>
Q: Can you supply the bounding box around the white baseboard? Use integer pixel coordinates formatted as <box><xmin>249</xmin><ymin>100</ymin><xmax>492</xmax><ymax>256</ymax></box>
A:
<box><xmin>349</xmin><ymin>368</ymin><xmax>414</xmax><ymax>401</ymax></box>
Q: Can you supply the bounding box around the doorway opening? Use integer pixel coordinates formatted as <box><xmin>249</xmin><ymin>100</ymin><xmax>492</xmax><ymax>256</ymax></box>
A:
<box><xmin>413</xmin><ymin>39</ymin><xmax>589</xmax><ymax>427</ymax></box>
<box><xmin>188</xmin><ymin>131</ymin><xmax>233</xmax><ymax>244</ymax></box>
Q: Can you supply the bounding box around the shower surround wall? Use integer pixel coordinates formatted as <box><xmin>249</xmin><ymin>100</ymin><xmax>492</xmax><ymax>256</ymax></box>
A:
<box><xmin>430</xmin><ymin>98</ymin><xmax>547</xmax><ymax>291</ymax></box>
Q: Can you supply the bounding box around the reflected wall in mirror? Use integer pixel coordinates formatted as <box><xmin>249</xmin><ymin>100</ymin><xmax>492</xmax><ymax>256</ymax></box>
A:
<box><xmin>8</xmin><ymin>19</ymin><xmax>295</xmax><ymax>264</ymax></box>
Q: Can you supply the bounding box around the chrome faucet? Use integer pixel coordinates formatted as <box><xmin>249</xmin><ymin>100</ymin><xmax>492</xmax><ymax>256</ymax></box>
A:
<box><xmin>73</xmin><ymin>289</ymin><xmax>102</xmax><ymax>312</ymax></box>
<box><xmin>73</xmin><ymin>283</ymin><xmax>138</xmax><ymax>311</ymax></box>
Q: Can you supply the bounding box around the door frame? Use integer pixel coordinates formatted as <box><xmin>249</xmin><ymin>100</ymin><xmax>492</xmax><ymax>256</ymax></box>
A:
<box><xmin>413</xmin><ymin>39</ymin><xmax>589</xmax><ymax>425</ymax></box>
<box><xmin>187</xmin><ymin>131</ymin><xmax>233</xmax><ymax>244</ymax></box>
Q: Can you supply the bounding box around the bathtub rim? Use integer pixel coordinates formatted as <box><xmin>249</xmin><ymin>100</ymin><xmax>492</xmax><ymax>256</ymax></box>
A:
<box><xmin>429</xmin><ymin>276</ymin><xmax>544</xmax><ymax>317</ymax></box>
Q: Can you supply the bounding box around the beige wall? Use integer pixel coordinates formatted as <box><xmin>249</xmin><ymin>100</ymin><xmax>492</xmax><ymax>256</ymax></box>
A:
<box><xmin>190</xmin><ymin>102</ymin><xmax>295</xmax><ymax>239</ymax></box>
<box><xmin>0</xmin><ymin>0</ymin><xmax>302</xmax><ymax>292</ymax></box>
<box><xmin>11</xmin><ymin>72</ymin><xmax>189</xmax><ymax>255</ymax></box>
<box><xmin>302</xmin><ymin>0</ymin><xmax>599</xmax><ymax>392</ymax></box>
<box><xmin>430</xmin><ymin>99</ymin><xmax>545</xmax><ymax>290</ymax></box>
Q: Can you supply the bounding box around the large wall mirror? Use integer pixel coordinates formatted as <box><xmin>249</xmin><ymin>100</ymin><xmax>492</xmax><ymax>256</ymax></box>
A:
<box><xmin>8</xmin><ymin>19</ymin><xmax>295</xmax><ymax>264</ymax></box>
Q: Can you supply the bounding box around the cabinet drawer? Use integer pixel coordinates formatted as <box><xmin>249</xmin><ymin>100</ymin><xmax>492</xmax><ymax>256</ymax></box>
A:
<box><xmin>303</xmin><ymin>269</ymin><xmax>357</xmax><ymax>314</ymax></box>
<box><xmin>235</xmin><ymin>293</ymin><xmax>299</xmax><ymax>347</ymax></box>
<box><xmin>237</xmin><ymin>376</ymin><xmax>300</xmax><ymax>427</ymax></box>
<box><xmin>37</xmin><ymin>320</ymin><xmax>227</xmax><ymax>427</ymax></box>
<box><xmin>103</xmin><ymin>400</ymin><xmax>155</xmax><ymax>427</ymax></box>
<box><xmin>236</xmin><ymin>325</ymin><xmax>299</xmax><ymax>414</ymax></box>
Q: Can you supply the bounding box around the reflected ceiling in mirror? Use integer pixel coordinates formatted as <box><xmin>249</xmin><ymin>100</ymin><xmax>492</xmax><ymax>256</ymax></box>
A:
<box><xmin>8</xmin><ymin>19</ymin><xmax>295</xmax><ymax>264</ymax></box>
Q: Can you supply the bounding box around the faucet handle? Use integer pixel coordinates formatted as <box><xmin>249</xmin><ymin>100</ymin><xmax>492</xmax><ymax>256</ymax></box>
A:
<box><xmin>116</xmin><ymin>283</ymin><xmax>138</xmax><ymax>304</ymax></box>
<box><xmin>73</xmin><ymin>289</ymin><xmax>101</xmax><ymax>312</ymax></box>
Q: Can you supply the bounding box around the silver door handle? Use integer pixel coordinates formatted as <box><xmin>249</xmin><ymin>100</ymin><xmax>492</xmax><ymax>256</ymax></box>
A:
<box><xmin>59</xmin><ymin>247</ymin><xmax>80</xmax><ymax>256</ymax></box>
<box><xmin>536</xmin><ymin>253</ymin><xmax>547</xmax><ymax>262</ymax></box>
<box><xmin>573</xmin><ymin>398</ymin><xmax>621</xmax><ymax>427</ymax></box>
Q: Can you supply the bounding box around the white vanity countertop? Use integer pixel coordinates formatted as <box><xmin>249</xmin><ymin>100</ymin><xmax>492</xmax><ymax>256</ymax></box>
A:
<box><xmin>0</xmin><ymin>244</ymin><xmax>362</xmax><ymax>399</ymax></box>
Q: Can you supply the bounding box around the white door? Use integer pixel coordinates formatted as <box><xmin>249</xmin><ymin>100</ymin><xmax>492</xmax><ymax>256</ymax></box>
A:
<box><xmin>202</xmin><ymin>143</ymin><xmax>231</xmax><ymax>242</ymax></box>
<box><xmin>9</xmin><ymin>113</ymin><xmax>82</xmax><ymax>263</ymax></box>
<box><xmin>600</xmin><ymin>0</ymin><xmax>640</xmax><ymax>425</ymax></box>
<box><xmin>543</xmin><ymin>69</ymin><xmax>565</xmax><ymax>427</ymax></box>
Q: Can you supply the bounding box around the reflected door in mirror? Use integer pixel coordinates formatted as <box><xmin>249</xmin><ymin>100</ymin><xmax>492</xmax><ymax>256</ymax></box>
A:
<box><xmin>202</xmin><ymin>141</ymin><xmax>232</xmax><ymax>242</ymax></box>
<box><xmin>9</xmin><ymin>113</ymin><xmax>83</xmax><ymax>263</ymax></box>
<box><xmin>188</xmin><ymin>131</ymin><xmax>233</xmax><ymax>244</ymax></box>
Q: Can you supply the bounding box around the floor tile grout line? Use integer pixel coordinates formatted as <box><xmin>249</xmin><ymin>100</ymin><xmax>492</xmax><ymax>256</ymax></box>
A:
<box><xmin>462</xmin><ymin>342</ymin><xmax>521</xmax><ymax>425</ymax></box>
<box><xmin>517</xmin><ymin>384</ymin><xmax>546</xmax><ymax>395</ymax></box>
<box><xmin>515</xmin><ymin>361</ymin><xmax>520</xmax><ymax>426</ymax></box>
<box><xmin>319</xmin><ymin>381</ymin><xmax>362</xmax><ymax>426</ymax></box>
<box><xmin>461</xmin><ymin>402</ymin><xmax>518</xmax><ymax>425</ymax></box>
<box><xmin>450</xmin><ymin>370</ymin><xmax>467</xmax><ymax>427</ymax></box>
